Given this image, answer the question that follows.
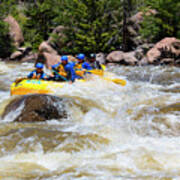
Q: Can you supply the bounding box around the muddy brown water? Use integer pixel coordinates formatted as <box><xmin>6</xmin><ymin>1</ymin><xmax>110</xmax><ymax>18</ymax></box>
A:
<box><xmin>0</xmin><ymin>62</ymin><xmax>179</xmax><ymax>179</ymax></box>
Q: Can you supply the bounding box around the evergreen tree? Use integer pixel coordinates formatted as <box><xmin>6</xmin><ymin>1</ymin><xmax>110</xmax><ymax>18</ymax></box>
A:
<box><xmin>53</xmin><ymin>0</ymin><xmax>123</xmax><ymax>54</ymax></box>
<box><xmin>0</xmin><ymin>0</ymin><xmax>179</xmax><ymax>56</ymax></box>
<box><xmin>23</xmin><ymin>0</ymin><xmax>59</xmax><ymax>50</ymax></box>
<box><xmin>0</xmin><ymin>0</ymin><xmax>16</xmax><ymax>58</ymax></box>
<box><xmin>140</xmin><ymin>0</ymin><xmax>180</xmax><ymax>42</ymax></box>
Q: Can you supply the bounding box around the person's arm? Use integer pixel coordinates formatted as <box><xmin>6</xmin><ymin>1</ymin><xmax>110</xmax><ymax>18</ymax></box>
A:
<box><xmin>40</xmin><ymin>72</ymin><xmax>48</xmax><ymax>80</ymax></box>
<box><xmin>27</xmin><ymin>70</ymin><xmax>35</xmax><ymax>78</ymax></box>
<box><xmin>70</xmin><ymin>66</ymin><xmax>76</xmax><ymax>82</ymax></box>
<box><xmin>66</xmin><ymin>64</ymin><xmax>76</xmax><ymax>82</ymax></box>
<box><xmin>52</xmin><ymin>63</ymin><xmax>60</xmax><ymax>70</ymax></box>
<box><xmin>82</xmin><ymin>62</ymin><xmax>92</xmax><ymax>70</ymax></box>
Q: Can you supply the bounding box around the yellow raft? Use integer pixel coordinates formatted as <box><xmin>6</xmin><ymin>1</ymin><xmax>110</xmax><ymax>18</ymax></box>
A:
<box><xmin>11</xmin><ymin>66</ymin><xmax>126</xmax><ymax>96</ymax></box>
<box><xmin>10</xmin><ymin>79</ymin><xmax>84</xmax><ymax>96</ymax></box>
<box><xmin>11</xmin><ymin>77</ymin><xmax>126</xmax><ymax>96</ymax></box>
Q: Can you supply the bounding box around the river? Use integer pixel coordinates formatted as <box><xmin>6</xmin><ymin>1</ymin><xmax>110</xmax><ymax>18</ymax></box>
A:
<box><xmin>0</xmin><ymin>61</ymin><xmax>179</xmax><ymax>179</ymax></box>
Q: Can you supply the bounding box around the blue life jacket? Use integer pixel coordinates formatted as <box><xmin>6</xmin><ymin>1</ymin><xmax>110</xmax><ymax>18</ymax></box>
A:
<box><xmin>52</xmin><ymin>62</ymin><xmax>77</xmax><ymax>82</ymax></box>
<box><xmin>82</xmin><ymin>62</ymin><xmax>93</xmax><ymax>70</ymax></box>
<box><xmin>64</xmin><ymin>63</ymin><xmax>77</xmax><ymax>82</ymax></box>
<box><xmin>27</xmin><ymin>70</ymin><xmax>46</xmax><ymax>80</ymax></box>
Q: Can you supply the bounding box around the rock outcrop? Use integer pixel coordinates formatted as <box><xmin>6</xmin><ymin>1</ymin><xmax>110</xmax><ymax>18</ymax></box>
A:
<box><xmin>2</xmin><ymin>94</ymin><xmax>68</xmax><ymax>122</ymax></box>
<box><xmin>96</xmin><ymin>53</ymin><xmax>106</xmax><ymax>64</ymax></box>
<box><xmin>147</xmin><ymin>37</ymin><xmax>180</xmax><ymax>65</ymax></box>
<box><xmin>106</xmin><ymin>51</ymin><xmax>138</xmax><ymax>65</ymax></box>
<box><xmin>41</xmin><ymin>52</ymin><xmax>61</xmax><ymax>68</ymax></box>
<box><xmin>4</xmin><ymin>15</ymin><xmax>24</xmax><ymax>47</ymax></box>
<box><xmin>39</xmin><ymin>41</ymin><xmax>58</xmax><ymax>55</ymax></box>
<box><xmin>9</xmin><ymin>47</ymin><xmax>37</xmax><ymax>62</ymax></box>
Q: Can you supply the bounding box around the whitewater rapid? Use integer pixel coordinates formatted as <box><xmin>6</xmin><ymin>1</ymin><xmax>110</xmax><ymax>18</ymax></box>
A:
<box><xmin>0</xmin><ymin>61</ymin><xmax>179</xmax><ymax>179</ymax></box>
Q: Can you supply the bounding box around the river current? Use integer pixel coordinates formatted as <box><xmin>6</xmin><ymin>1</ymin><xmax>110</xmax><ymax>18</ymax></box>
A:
<box><xmin>0</xmin><ymin>61</ymin><xmax>179</xmax><ymax>179</ymax></box>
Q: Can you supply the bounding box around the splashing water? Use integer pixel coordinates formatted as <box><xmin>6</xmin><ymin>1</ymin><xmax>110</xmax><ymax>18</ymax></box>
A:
<box><xmin>0</xmin><ymin>61</ymin><xmax>179</xmax><ymax>179</ymax></box>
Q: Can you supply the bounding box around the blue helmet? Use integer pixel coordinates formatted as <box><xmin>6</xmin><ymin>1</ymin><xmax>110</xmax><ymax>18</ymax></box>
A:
<box><xmin>61</xmin><ymin>55</ymin><xmax>68</xmax><ymax>61</ymax></box>
<box><xmin>35</xmin><ymin>63</ymin><xmax>44</xmax><ymax>69</ymax></box>
<box><xmin>77</xmin><ymin>53</ymin><xmax>85</xmax><ymax>60</ymax></box>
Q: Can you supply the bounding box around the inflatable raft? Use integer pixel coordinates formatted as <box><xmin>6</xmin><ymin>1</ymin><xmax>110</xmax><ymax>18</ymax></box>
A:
<box><xmin>10</xmin><ymin>79</ymin><xmax>84</xmax><ymax>96</ymax></box>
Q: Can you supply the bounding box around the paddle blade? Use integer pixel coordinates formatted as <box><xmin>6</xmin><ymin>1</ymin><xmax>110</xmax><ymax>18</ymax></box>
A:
<box><xmin>103</xmin><ymin>77</ymin><xmax>126</xmax><ymax>86</ymax></box>
<box><xmin>15</xmin><ymin>77</ymin><xmax>28</xmax><ymax>85</ymax></box>
<box><xmin>88</xmin><ymin>70</ymin><xmax>104</xmax><ymax>76</ymax></box>
<box><xmin>111</xmin><ymin>79</ymin><xmax>126</xmax><ymax>86</ymax></box>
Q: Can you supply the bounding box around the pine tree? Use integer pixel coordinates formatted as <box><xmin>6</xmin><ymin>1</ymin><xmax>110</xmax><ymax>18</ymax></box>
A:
<box><xmin>140</xmin><ymin>0</ymin><xmax>180</xmax><ymax>42</ymax></box>
<box><xmin>0</xmin><ymin>0</ymin><xmax>16</xmax><ymax>58</ymax></box>
<box><xmin>52</xmin><ymin>0</ymin><xmax>123</xmax><ymax>54</ymax></box>
<box><xmin>23</xmin><ymin>0</ymin><xmax>59</xmax><ymax>50</ymax></box>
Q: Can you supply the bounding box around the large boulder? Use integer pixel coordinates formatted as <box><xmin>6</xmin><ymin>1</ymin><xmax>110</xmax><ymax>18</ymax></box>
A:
<box><xmin>10</xmin><ymin>51</ymin><xmax>23</xmax><ymax>60</ymax></box>
<box><xmin>4</xmin><ymin>15</ymin><xmax>24</xmax><ymax>47</ymax></box>
<box><xmin>38</xmin><ymin>41</ymin><xmax>60</xmax><ymax>68</ymax></box>
<box><xmin>39</xmin><ymin>41</ymin><xmax>58</xmax><ymax>55</ymax></box>
<box><xmin>36</xmin><ymin>53</ymin><xmax>77</xmax><ymax>69</ymax></box>
<box><xmin>106</xmin><ymin>51</ymin><xmax>138</xmax><ymax>65</ymax></box>
<box><xmin>146</xmin><ymin>37</ymin><xmax>180</xmax><ymax>64</ymax></box>
<box><xmin>9</xmin><ymin>47</ymin><xmax>36</xmax><ymax>62</ymax></box>
<box><xmin>2</xmin><ymin>95</ymin><xmax>68</xmax><ymax>122</ymax></box>
<box><xmin>21</xmin><ymin>53</ymin><xmax>38</xmax><ymax>62</ymax></box>
<box><xmin>96</xmin><ymin>53</ymin><xmax>106</xmax><ymax>64</ymax></box>
<box><xmin>41</xmin><ymin>52</ymin><xmax>61</xmax><ymax>68</ymax></box>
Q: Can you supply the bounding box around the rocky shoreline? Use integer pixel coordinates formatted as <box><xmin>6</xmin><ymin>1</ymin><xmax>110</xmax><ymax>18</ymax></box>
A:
<box><xmin>2</xmin><ymin>15</ymin><xmax>180</xmax><ymax>67</ymax></box>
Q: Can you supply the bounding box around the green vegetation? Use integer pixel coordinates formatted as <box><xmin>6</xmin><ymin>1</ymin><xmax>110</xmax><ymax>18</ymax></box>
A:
<box><xmin>0</xmin><ymin>0</ymin><xmax>179</xmax><ymax>58</ymax></box>
<box><xmin>140</xmin><ymin>0</ymin><xmax>180</xmax><ymax>42</ymax></box>
<box><xmin>53</xmin><ymin>0</ymin><xmax>123</xmax><ymax>54</ymax></box>
<box><xmin>0</xmin><ymin>0</ymin><xmax>16</xmax><ymax>58</ymax></box>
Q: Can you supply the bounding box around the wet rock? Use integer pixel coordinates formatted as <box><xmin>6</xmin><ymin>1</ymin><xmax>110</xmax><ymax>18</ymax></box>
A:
<box><xmin>10</xmin><ymin>51</ymin><xmax>23</xmax><ymax>60</ymax></box>
<box><xmin>134</xmin><ymin>48</ymin><xmax>144</xmax><ymax>61</ymax></box>
<box><xmin>9</xmin><ymin>47</ymin><xmax>36</xmax><ymax>62</ymax></box>
<box><xmin>106</xmin><ymin>51</ymin><xmax>138</xmax><ymax>65</ymax></box>
<box><xmin>4</xmin><ymin>15</ymin><xmax>24</xmax><ymax>47</ymax></box>
<box><xmin>136</xmin><ymin>43</ymin><xmax>155</xmax><ymax>55</ymax></box>
<box><xmin>2</xmin><ymin>94</ymin><xmax>68</xmax><ymax>122</ymax></box>
<box><xmin>147</xmin><ymin>37</ymin><xmax>180</xmax><ymax>64</ymax></box>
<box><xmin>96</xmin><ymin>53</ymin><xmax>106</xmax><ymax>64</ymax></box>
<box><xmin>160</xmin><ymin>58</ymin><xmax>174</xmax><ymax>65</ymax></box>
<box><xmin>106</xmin><ymin>51</ymin><xmax>124</xmax><ymax>63</ymax></box>
<box><xmin>18</xmin><ymin>47</ymin><xmax>32</xmax><ymax>55</ymax></box>
<box><xmin>138</xmin><ymin>57</ymin><xmax>148</xmax><ymax>66</ymax></box>
<box><xmin>21</xmin><ymin>53</ymin><xmax>38</xmax><ymax>62</ymax></box>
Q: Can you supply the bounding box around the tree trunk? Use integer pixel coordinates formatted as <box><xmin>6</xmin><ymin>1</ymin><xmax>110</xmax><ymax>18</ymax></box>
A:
<box><xmin>122</xmin><ymin>0</ymin><xmax>131</xmax><ymax>52</ymax></box>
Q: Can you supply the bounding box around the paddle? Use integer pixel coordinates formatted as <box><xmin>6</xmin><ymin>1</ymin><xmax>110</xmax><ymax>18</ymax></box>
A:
<box><xmin>111</xmin><ymin>79</ymin><xmax>126</xmax><ymax>86</ymax></box>
<box><xmin>52</xmin><ymin>69</ymin><xmax>68</xmax><ymax>81</ymax></box>
<box><xmin>85</xmin><ymin>69</ymin><xmax>126</xmax><ymax>86</ymax></box>
<box><xmin>15</xmin><ymin>77</ymin><xmax>28</xmax><ymax>85</ymax></box>
<box><xmin>86</xmin><ymin>69</ymin><xmax>104</xmax><ymax>76</ymax></box>
<box><xmin>103</xmin><ymin>77</ymin><xmax>126</xmax><ymax>86</ymax></box>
